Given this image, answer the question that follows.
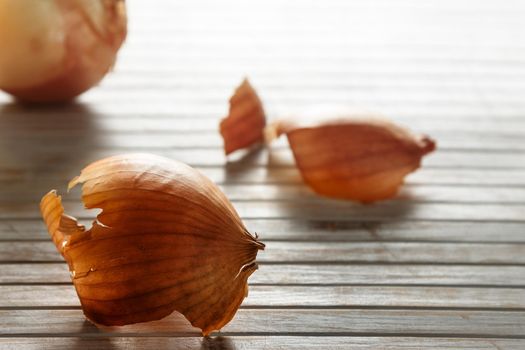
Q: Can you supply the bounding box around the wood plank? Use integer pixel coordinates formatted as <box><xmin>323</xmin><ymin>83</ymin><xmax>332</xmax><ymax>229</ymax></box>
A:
<box><xmin>2</xmin><ymin>184</ymin><xmax>525</xmax><ymax>205</ymax></box>
<box><xmin>116</xmin><ymin>52</ymin><xmax>525</xmax><ymax>64</ymax></box>
<box><xmin>2</xmin><ymin>263</ymin><xmax>525</xmax><ymax>287</ymax></box>
<box><xmin>125</xmin><ymin>0</ymin><xmax>525</xmax><ymax>12</ymax></box>
<box><xmin>73</xmin><ymin>91</ymin><xmax>525</xmax><ymax>109</ymax></box>
<box><xmin>1</xmin><ymin>148</ymin><xmax>523</xmax><ymax>170</ymax></box>
<box><xmin>3</xmin><ymin>106</ymin><xmax>525</xmax><ymax>121</ymax></box>
<box><xmin>5</xmin><ymin>60</ymin><xmax>525</xmax><ymax>75</ymax></box>
<box><xmin>123</xmin><ymin>30</ymin><xmax>525</xmax><ymax>45</ymax></box>
<box><xmin>11</xmin><ymin>96</ymin><xmax>520</xmax><ymax>115</ymax></box>
<box><xmin>1</xmin><ymin>0</ymin><xmax>524</xmax><ymax>345</ymax></box>
<box><xmin>97</xmin><ymin>79</ymin><xmax>525</xmax><ymax>95</ymax></box>
<box><xmin>1</xmin><ymin>309</ymin><xmax>524</xmax><ymax>337</ymax></box>
<box><xmin>226</xmin><ymin>184</ymin><xmax>525</xmax><ymax>203</ymax></box>
<box><xmin>2</xmin><ymin>200</ymin><xmax>525</xmax><ymax>221</ymax></box>
<box><xmin>3</xmin><ymin>114</ymin><xmax>525</xmax><ymax>136</ymax></box>
<box><xmin>4</xmin><ymin>131</ymin><xmax>525</xmax><ymax>152</ymax></box>
<box><xmin>2</xmin><ymin>167</ymin><xmax>525</xmax><ymax>187</ymax></box>
<box><xmin>1</xmin><ymin>337</ymin><xmax>523</xmax><ymax>350</ymax></box>
<box><xmin>1</xmin><ymin>285</ymin><xmax>524</xmax><ymax>309</ymax></box>
<box><xmin>1</xmin><ymin>241</ymin><xmax>524</xmax><ymax>264</ymax></box>
<box><xmin>2</xmin><ymin>219</ymin><xmax>524</xmax><ymax>243</ymax></box>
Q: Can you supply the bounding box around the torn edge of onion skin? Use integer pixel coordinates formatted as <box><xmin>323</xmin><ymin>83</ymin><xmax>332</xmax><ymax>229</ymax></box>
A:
<box><xmin>41</xmin><ymin>172</ymin><xmax>111</xmax><ymax>253</ymax></box>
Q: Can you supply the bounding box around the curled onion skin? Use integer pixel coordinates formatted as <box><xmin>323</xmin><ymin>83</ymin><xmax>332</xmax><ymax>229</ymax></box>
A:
<box><xmin>220</xmin><ymin>79</ymin><xmax>266</xmax><ymax>155</ymax></box>
<box><xmin>268</xmin><ymin>117</ymin><xmax>436</xmax><ymax>203</ymax></box>
<box><xmin>0</xmin><ymin>0</ymin><xmax>127</xmax><ymax>103</ymax></box>
<box><xmin>40</xmin><ymin>154</ymin><xmax>264</xmax><ymax>335</ymax></box>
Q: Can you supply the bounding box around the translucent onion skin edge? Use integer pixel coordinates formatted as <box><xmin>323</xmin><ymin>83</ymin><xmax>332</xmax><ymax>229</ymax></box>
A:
<box><xmin>39</xmin><ymin>153</ymin><xmax>264</xmax><ymax>335</ymax></box>
<box><xmin>2</xmin><ymin>0</ymin><xmax>127</xmax><ymax>103</ymax></box>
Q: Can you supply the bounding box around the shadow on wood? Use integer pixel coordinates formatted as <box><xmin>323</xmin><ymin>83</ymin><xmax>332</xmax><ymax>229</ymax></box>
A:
<box><xmin>201</xmin><ymin>336</ymin><xmax>236</xmax><ymax>350</ymax></box>
<box><xmin>224</xmin><ymin>145</ymin><xmax>266</xmax><ymax>172</ymax></box>
<box><xmin>71</xmin><ymin>320</ymin><xmax>117</xmax><ymax>350</ymax></box>
<box><xmin>0</xmin><ymin>102</ymin><xmax>104</xmax><ymax>202</ymax></box>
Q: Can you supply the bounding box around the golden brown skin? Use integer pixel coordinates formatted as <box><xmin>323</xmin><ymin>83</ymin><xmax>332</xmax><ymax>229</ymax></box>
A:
<box><xmin>280</xmin><ymin>119</ymin><xmax>436</xmax><ymax>203</ymax></box>
<box><xmin>218</xmin><ymin>79</ymin><xmax>436</xmax><ymax>203</ymax></box>
<box><xmin>1</xmin><ymin>0</ymin><xmax>127</xmax><ymax>103</ymax></box>
<box><xmin>219</xmin><ymin>79</ymin><xmax>266</xmax><ymax>155</ymax></box>
<box><xmin>40</xmin><ymin>154</ymin><xmax>264</xmax><ymax>335</ymax></box>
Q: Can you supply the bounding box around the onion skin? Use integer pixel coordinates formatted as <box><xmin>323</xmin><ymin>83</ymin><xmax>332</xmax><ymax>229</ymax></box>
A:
<box><xmin>220</xmin><ymin>79</ymin><xmax>266</xmax><ymax>155</ymax></box>
<box><xmin>0</xmin><ymin>0</ymin><xmax>127</xmax><ymax>103</ymax></box>
<box><xmin>40</xmin><ymin>154</ymin><xmax>264</xmax><ymax>335</ymax></box>
<box><xmin>219</xmin><ymin>79</ymin><xmax>437</xmax><ymax>203</ymax></box>
<box><xmin>270</xmin><ymin>118</ymin><xmax>436</xmax><ymax>203</ymax></box>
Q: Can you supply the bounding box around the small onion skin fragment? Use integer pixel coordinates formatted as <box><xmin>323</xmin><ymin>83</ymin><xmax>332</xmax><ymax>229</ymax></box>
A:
<box><xmin>0</xmin><ymin>0</ymin><xmax>127</xmax><ymax>103</ymax></box>
<box><xmin>219</xmin><ymin>79</ymin><xmax>266</xmax><ymax>155</ymax></box>
<box><xmin>268</xmin><ymin>118</ymin><xmax>436</xmax><ymax>203</ymax></box>
<box><xmin>40</xmin><ymin>154</ymin><xmax>264</xmax><ymax>335</ymax></box>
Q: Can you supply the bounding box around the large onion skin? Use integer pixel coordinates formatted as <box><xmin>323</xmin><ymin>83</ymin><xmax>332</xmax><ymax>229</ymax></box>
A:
<box><xmin>40</xmin><ymin>154</ymin><xmax>264</xmax><ymax>335</ymax></box>
<box><xmin>0</xmin><ymin>0</ymin><xmax>127</xmax><ymax>103</ymax></box>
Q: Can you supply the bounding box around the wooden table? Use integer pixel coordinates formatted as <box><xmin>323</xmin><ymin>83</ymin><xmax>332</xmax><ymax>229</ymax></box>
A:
<box><xmin>1</xmin><ymin>0</ymin><xmax>525</xmax><ymax>348</ymax></box>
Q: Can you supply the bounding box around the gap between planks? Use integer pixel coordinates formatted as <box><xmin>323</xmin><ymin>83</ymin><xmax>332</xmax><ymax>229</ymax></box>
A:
<box><xmin>0</xmin><ymin>336</ymin><xmax>523</xmax><ymax>350</ymax></box>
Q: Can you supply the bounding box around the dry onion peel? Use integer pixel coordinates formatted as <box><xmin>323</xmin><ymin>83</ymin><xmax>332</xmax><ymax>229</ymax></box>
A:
<box><xmin>219</xmin><ymin>78</ymin><xmax>266</xmax><ymax>155</ymax></box>
<box><xmin>0</xmin><ymin>0</ymin><xmax>127</xmax><ymax>103</ymax></box>
<box><xmin>40</xmin><ymin>153</ymin><xmax>264</xmax><ymax>335</ymax></box>
<box><xmin>266</xmin><ymin>116</ymin><xmax>436</xmax><ymax>202</ymax></box>
<box><xmin>219</xmin><ymin>79</ymin><xmax>436</xmax><ymax>203</ymax></box>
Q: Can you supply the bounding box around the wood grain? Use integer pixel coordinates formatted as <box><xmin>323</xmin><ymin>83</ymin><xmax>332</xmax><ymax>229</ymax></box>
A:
<box><xmin>5</xmin><ymin>131</ymin><xmax>525</xmax><ymax>152</ymax></box>
<box><xmin>4</xmin><ymin>167</ymin><xmax>525</xmax><ymax>187</ymax></box>
<box><xmin>2</xmin><ymin>263</ymin><xmax>525</xmax><ymax>287</ymax></box>
<box><xmin>1</xmin><ymin>337</ymin><xmax>523</xmax><ymax>350</ymax></box>
<box><xmin>2</xmin><ymin>147</ymin><xmax>525</xmax><ymax>169</ymax></box>
<box><xmin>1</xmin><ymin>0</ymin><xmax>524</xmax><ymax>347</ymax></box>
<box><xmin>1</xmin><ymin>241</ymin><xmax>524</xmax><ymax>264</ymax></box>
<box><xmin>1</xmin><ymin>309</ymin><xmax>524</xmax><ymax>337</ymax></box>
<box><xmin>2</xmin><ymin>219</ymin><xmax>524</xmax><ymax>243</ymax></box>
<box><xmin>1</xmin><ymin>285</ymin><xmax>524</xmax><ymax>309</ymax></box>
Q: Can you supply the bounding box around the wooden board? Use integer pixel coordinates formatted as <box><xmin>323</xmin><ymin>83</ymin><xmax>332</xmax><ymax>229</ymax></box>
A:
<box><xmin>0</xmin><ymin>337</ymin><xmax>523</xmax><ymax>350</ymax></box>
<box><xmin>1</xmin><ymin>0</ymin><xmax>525</xmax><ymax>348</ymax></box>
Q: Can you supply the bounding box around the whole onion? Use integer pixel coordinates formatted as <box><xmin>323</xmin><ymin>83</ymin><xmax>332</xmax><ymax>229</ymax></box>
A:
<box><xmin>0</xmin><ymin>0</ymin><xmax>127</xmax><ymax>103</ymax></box>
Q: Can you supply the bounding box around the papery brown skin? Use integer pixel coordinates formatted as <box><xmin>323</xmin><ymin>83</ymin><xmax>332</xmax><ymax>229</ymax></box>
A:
<box><xmin>219</xmin><ymin>79</ymin><xmax>266</xmax><ymax>155</ymax></box>
<box><xmin>268</xmin><ymin>117</ymin><xmax>436</xmax><ymax>203</ymax></box>
<box><xmin>219</xmin><ymin>79</ymin><xmax>436</xmax><ymax>202</ymax></box>
<box><xmin>0</xmin><ymin>0</ymin><xmax>127</xmax><ymax>103</ymax></box>
<box><xmin>40</xmin><ymin>154</ymin><xmax>264</xmax><ymax>335</ymax></box>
